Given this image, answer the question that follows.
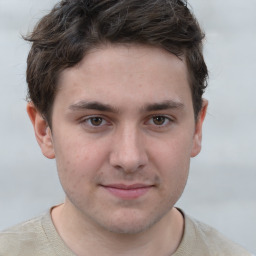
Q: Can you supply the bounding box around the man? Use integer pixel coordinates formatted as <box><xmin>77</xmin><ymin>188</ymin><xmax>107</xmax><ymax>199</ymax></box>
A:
<box><xmin>0</xmin><ymin>0</ymin><xmax>253</xmax><ymax>255</ymax></box>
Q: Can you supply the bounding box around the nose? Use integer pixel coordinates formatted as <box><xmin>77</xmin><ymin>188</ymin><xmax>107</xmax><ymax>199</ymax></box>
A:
<box><xmin>109</xmin><ymin>124</ymin><xmax>148</xmax><ymax>173</ymax></box>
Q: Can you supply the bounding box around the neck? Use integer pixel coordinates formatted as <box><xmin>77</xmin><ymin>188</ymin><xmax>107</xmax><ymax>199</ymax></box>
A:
<box><xmin>51</xmin><ymin>202</ymin><xmax>184</xmax><ymax>256</ymax></box>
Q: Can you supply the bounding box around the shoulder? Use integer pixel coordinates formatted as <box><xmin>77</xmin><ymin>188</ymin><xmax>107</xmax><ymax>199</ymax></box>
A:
<box><xmin>186</xmin><ymin>213</ymin><xmax>253</xmax><ymax>255</ymax></box>
<box><xmin>0</xmin><ymin>214</ymin><xmax>53</xmax><ymax>256</ymax></box>
<box><xmin>174</xmin><ymin>210</ymin><xmax>254</xmax><ymax>256</ymax></box>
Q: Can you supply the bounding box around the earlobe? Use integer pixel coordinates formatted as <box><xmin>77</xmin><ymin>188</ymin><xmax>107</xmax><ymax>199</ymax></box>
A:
<box><xmin>26</xmin><ymin>102</ymin><xmax>55</xmax><ymax>159</ymax></box>
<box><xmin>191</xmin><ymin>99</ymin><xmax>208</xmax><ymax>157</ymax></box>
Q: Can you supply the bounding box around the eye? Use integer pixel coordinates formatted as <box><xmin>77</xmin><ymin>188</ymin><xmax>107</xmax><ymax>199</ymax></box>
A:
<box><xmin>82</xmin><ymin>116</ymin><xmax>108</xmax><ymax>127</ymax></box>
<box><xmin>89</xmin><ymin>117</ymin><xmax>104</xmax><ymax>126</ymax></box>
<box><xmin>152</xmin><ymin>116</ymin><xmax>168</xmax><ymax>126</ymax></box>
<box><xmin>146</xmin><ymin>115</ymin><xmax>173</xmax><ymax>127</ymax></box>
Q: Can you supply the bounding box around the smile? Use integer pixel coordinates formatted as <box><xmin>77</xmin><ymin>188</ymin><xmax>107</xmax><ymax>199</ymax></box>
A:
<box><xmin>100</xmin><ymin>184</ymin><xmax>154</xmax><ymax>200</ymax></box>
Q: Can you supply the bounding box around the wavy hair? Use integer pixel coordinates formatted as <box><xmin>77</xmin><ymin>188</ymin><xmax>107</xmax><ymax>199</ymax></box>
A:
<box><xmin>24</xmin><ymin>0</ymin><xmax>208</xmax><ymax>125</ymax></box>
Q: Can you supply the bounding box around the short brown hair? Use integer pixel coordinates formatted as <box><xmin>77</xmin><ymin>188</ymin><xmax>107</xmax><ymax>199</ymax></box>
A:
<box><xmin>24</xmin><ymin>0</ymin><xmax>208</xmax><ymax>126</ymax></box>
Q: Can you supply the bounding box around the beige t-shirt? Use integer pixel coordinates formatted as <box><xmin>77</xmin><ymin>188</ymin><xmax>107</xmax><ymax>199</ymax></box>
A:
<box><xmin>0</xmin><ymin>209</ymin><xmax>253</xmax><ymax>256</ymax></box>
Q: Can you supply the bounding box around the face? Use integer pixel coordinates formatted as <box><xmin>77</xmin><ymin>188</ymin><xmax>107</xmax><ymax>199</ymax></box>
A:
<box><xmin>28</xmin><ymin>44</ymin><xmax>207</xmax><ymax>234</ymax></box>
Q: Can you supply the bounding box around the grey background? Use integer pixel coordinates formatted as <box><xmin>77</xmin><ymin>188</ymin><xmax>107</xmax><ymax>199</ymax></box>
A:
<box><xmin>0</xmin><ymin>0</ymin><xmax>255</xmax><ymax>253</ymax></box>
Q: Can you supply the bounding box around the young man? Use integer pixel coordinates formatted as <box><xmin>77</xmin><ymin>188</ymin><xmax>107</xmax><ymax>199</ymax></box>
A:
<box><xmin>0</xmin><ymin>0</ymin><xmax>253</xmax><ymax>255</ymax></box>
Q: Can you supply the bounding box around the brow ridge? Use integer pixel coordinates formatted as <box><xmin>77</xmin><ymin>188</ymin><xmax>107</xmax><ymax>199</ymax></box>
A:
<box><xmin>69</xmin><ymin>99</ymin><xmax>184</xmax><ymax>113</ymax></box>
<box><xmin>69</xmin><ymin>101</ymin><xmax>118</xmax><ymax>113</ymax></box>
<box><xmin>143</xmin><ymin>100</ymin><xmax>184</xmax><ymax>112</ymax></box>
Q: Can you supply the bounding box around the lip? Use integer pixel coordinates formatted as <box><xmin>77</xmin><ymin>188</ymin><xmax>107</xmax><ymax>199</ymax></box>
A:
<box><xmin>101</xmin><ymin>184</ymin><xmax>154</xmax><ymax>199</ymax></box>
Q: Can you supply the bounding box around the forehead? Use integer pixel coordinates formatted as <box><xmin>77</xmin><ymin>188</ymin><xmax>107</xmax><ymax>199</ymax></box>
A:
<box><xmin>55</xmin><ymin>44</ymin><xmax>192</xmax><ymax>111</ymax></box>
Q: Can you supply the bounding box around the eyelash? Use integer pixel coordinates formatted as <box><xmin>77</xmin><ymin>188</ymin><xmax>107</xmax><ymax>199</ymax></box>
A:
<box><xmin>80</xmin><ymin>115</ymin><xmax>173</xmax><ymax>129</ymax></box>
<box><xmin>146</xmin><ymin>115</ymin><xmax>173</xmax><ymax>127</ymax></box>
<box><xmin>82</xmin><ymin>116</ymin><xmax>109</xmax><ymax>127</ymax></box>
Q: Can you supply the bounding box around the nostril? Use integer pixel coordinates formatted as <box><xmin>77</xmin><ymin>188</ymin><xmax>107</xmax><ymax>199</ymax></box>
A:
<box><xmin>110</xmin><ymin>158</ymin><xmax>147</xmax><ymax>174</ymax></box>
<box><xmin>114</xmin><ymin>165</ymin><xmax>124</xmax><ymax>172</ymax></box>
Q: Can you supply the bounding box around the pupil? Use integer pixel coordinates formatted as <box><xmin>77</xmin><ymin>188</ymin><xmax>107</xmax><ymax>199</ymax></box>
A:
<box><xmin>153</xmin><ymin>116</ymin><xmax>165</xmax><ymax>125</ymax></box>
<box><xmin>91</xmin><ymin>117</ymin><xmax>102</xmax><ymax>126</ymax></box>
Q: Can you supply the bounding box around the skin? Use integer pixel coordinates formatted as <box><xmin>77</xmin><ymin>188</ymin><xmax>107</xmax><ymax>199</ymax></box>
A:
<box><xmin>27</xmin><ymin>44</ymin><xmax>207</xmax><ymax>256</ymax></box>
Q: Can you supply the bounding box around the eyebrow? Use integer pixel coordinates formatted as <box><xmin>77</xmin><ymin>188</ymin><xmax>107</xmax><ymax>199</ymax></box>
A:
<box><xmin>68</xmin><ymin>99</ymin><xmax>184</xmax><ymax>113</ymax></box>
<box><xmin>69</xmin><ymin>101</ymin><xmax>118</xmax><ymax>113</ymax></box>
<box><xmin>143</xmin><ymin>100</ymin><xmax>184</xmax><ymax>112</ymax></box>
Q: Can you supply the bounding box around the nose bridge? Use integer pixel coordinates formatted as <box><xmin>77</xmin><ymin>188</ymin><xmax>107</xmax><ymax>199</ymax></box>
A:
<box><xmin>110</xmin><ymin>122</ymin><xmax>148</xmax><ymax>172</ymax></box>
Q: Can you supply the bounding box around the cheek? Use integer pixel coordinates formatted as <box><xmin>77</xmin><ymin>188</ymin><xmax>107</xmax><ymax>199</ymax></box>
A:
<box><xmin>150</xmin><ymin>133</ymin><xmax>193</xmax><ymax>170</ymax></box>
<box><xmin>53</xmin><ymin>135</ymin><xmax>109</xmax><ymax>190</ymax></box>
<box><xmin>148</xmin><ymin>133</ymin><xmax>193</xmax><ymax>191</ymax></box>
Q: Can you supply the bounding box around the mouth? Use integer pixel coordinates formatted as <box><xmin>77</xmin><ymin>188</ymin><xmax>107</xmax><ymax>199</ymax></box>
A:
<box><xmin>100</xmin><ymin>184</ymin><xmax>154</xmax><ymax>200</ymax></box>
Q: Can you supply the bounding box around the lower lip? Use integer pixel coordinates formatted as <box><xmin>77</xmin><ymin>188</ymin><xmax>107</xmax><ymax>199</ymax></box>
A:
<box><xmin>102</xmin><ymin>186</ymin><xmax>152</xmax><ymax>199</ymax></box>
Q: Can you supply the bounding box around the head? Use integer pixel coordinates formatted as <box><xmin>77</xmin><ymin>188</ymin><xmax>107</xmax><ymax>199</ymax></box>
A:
<box><xmin>25</xmin><ymin>0</ymin><xmax>208</xmax><ymax>127</ymax></box>
<box><xmin>26</xmin><ymin>0</ymin><xmax>208</xmax><ymax>235</ymax></box>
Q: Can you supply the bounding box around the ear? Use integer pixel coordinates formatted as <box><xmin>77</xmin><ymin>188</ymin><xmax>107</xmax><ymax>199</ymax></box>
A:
<box><xmin>190</xmin><ymin>99</ymin><xmax>208</xmax><ymax>157</ymax></box>
<box><xmin>26</xmin><ymin>102</ymin><xmax>55</xmax><ymax>159</ymax></box>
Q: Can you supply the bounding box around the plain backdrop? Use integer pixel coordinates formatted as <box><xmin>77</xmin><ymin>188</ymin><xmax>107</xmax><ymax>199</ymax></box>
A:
<box><xmin>0</xmin><ymin>0</ymin><xmax>255</xmax><ymax>253</ymax></box>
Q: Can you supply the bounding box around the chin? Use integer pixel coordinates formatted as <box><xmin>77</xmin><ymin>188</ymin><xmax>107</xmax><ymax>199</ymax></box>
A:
<box><xmin>100</xmin><ymin>209</ymin><xmax>167</xmax><ymax>235</ymax></box>
<box><xmin>105</xmin><ymin>221</ymin><xmax>152</xmax><ymax>235</ymax></box>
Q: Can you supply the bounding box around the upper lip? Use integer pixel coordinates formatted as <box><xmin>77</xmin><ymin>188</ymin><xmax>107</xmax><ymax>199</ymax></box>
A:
<box><xmin>101</xmin><ymin>184</ymin><xmax>154</xmax><ymax>189</ymax></box>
